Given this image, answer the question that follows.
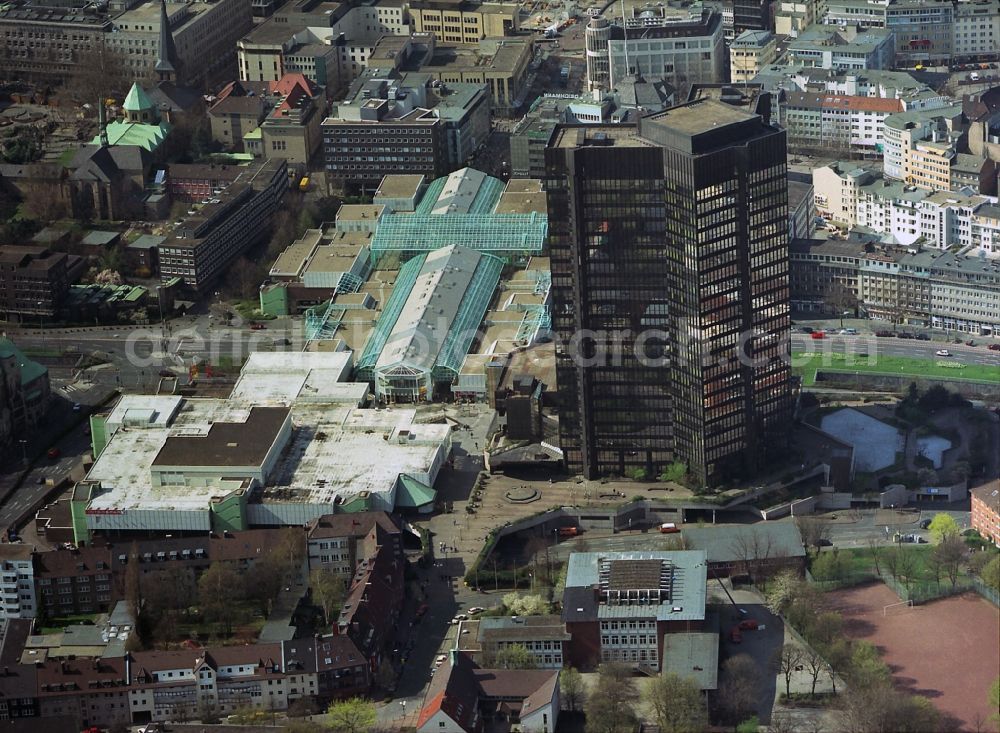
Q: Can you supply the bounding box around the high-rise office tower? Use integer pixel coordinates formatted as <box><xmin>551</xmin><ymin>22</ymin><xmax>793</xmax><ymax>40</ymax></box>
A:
<box><xmin>545</xmin><ymin>95</ymin><xmax>793</xmax><ymax>487</ymax></box>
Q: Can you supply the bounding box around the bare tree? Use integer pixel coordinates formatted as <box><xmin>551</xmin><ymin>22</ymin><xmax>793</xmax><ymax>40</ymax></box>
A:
<box><xmin>70</xmin><ymin>40</ymin><xmax>134</xmax><ymax>105</ymax></box>
<box><xmin>796</xmin><ymin>516</ymin><xmax>831</xmax><ymax>551</ymax></box>
<box><xmin>310</xmin><ymin>566</ymin><xmax>346</xmax><ymax>624</ymax></box>
<box><xmin>895</xmin><ymin>548</ymin><xmax>918</xmax><ymax>590</ymax></box>
<box><xmin>773</xmin><ymin>644</ymin><xmax>805</xmax><ymax>698</ymax></box>
<box><xmin>823</xmin><ymin>281</ymin><xmax>859</xmax><ymax>318</ymax></box>
<box><xmin>730</xmin><ymin>528</ymin><xmax>775</xmax><ymax>587</ymax></box>
<box><xmin>933</xmin><ymin>534</ymin><xmax>966</xmax><ymax>589</ymax></box>
<box><xmin>867</xmin><ymin>537</ymin><xmax>884</xmax><ymax>576</ymax></box>
<box><xmin>802</xmin><ymin>647</ymin><xmax>826</xmax><ymax>697</ymax></box>
<box><xmin>719</xmin><ymin>654</ymin><xmax>759</xmax><ymax>724</ymax></box>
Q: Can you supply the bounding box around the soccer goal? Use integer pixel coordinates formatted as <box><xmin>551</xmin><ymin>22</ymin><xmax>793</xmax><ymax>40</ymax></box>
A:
<box><xmin>883</xmin><ymin>599</ymin><xmax>914</xmax><ymax>616</ymax></box>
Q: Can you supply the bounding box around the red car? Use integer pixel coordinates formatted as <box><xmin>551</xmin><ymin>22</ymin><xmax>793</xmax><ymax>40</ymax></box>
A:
<box><xmin>416</xmin><ymin>604</ymin><xmax>429</xmax><ymax>618</ymax></box>
<box><xmin>47</xmin><ymin>447</ymin><xmax>60</xmax><ymax>459</ymax></box>
<box><xmin>729</xmin><ymin>626</ymin><xmax>743</xmax><ymax>643</ymax></box>
<box><xmin>988</xmin><ymin>344</ymin><xmax>1000</xmax><ymax>351</ymax></box>
<box><xmin>250</xmin><ymin>323</ymin><xmax>266</xmax><ymax>330</ymax></box>
<box><xmin>810</xmin><ymin>331</ymin><xmax>825</xmax><ymax>340</ymax></box>
<box><xmin>739</xmin><ymin>619</ymin><xmax>759</xmax><ymax>631</ymax></box>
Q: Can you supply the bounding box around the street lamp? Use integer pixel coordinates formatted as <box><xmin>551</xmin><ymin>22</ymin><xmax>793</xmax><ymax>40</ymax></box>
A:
<box><xmin>840</xmin><ymin>310</ymin><xmax>851</xmax><ymax>329</ymax></box>
<box><xmin>18</xmin><ymin>439</ymin><xmax>27</xmax><ymax>468</ymax></box>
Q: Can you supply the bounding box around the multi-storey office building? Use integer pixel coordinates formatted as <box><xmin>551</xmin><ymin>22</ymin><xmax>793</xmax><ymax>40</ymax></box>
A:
<box><xmin>790</xmin><ymin>234</ymin><xmax>1000</xmax><ymax>335</ymax></box>
<box><xmin>158</xmin><ymin>158</ymin><xmax>288</xmax><ymax>292</ymax></box>
<box><xmin>584</xmin><ymin>2</ymin><xmax>726</xmax><ymax>93</ymax></box>
<box><xmin>0</xmin><ymin>6</ymin><xmax>112</xmax><ymax>84</ymax></box>
<box><xmin>784</xmin><ymin>25</ymin><xmax>895</xmax><ymax>70</ymax></box>
<box><xmin>408</xmin><ymin>0</ymin><xmax>519</xmax><ymax>43</ymax></box>
<box><xmin>545</xmin><ymin>96</ymin><xmax>793</xmax><ymax>486</ymax></box>
<box><xmin>0</xmin><ymin>546</ymin><xmax>37</xmax><ymax>621</ymax></box>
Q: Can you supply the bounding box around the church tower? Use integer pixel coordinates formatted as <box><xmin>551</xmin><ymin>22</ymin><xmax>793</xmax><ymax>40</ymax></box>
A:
<box><xmin>154</xmin><ymin>0</ymin><xmax>180</xmax><ymax>84</ymax></box>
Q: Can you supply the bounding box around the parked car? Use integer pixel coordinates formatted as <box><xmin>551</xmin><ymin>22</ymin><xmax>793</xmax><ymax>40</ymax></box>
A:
<box><xmin>800</xmin><ymin>326</ymin><xmax>814</xmax><ymax>334</ymax></box>
<box><xmin>897</xmin><ymin>332</ymin><xmax>915</xmax><ymax>339</ymax></box>
<box><xmin>915</xmin><ymin>333</ymin><xmax>930</xmax><ymax>341</ymax></box>
<box><xmin>468</xmin><ymin>607</ymin><xmax>485</xmax><ymax>614</ymax></box>
<box><xmin>250</xmin><ymin>322</ymin><xmax>266</xmax><ymax>330</ymax></box>
<box><xmin>416</xmin><ymin>604</ymin><xmax>429</xmax><ymax>618</ymax></box>
<box><xmin>965</xmin><ymin>340</ymin><xmax>976</xmax><ymax>346</ymax></box>
<box><xmin>840</xmin><ymin>328</ymin><xmax>858</xmax><ymax>335</ymax></box>
<box><xmin>817</xmin><ymin>538</ymin><xmax>833</xmax><ymax>547</ymax></box>
<box><xmin>46</xmin><ymin>447</ymin><xmax>60</xmax><ymax>459</ymax></box>
<box><xmin>659</xmin><ymin>522</ymin><xmax>680</xmax><ymax>534</ymax></box>
<box><xmin>919</xmin><ymin>519</ymin><xmax>932</xmax><ymax>529</ymax></box>
<box><xmin>810</xmin><ymin>331</ymin><xmax>825</xmax><ymax>340</ymax></box>
<box><xmin>72</xmin><ymin>403</ymin><xmax>82</xmax><ymax>412</ymax></box>
<box><xmin>935</xmin><ymin>349</ymin><xmax>951</xmax><ymax>357</ymax></box>
<box><xmin>729</xmin><ymin>626</ymin><xmax>743</xmax><ymax>643</ymax></box>
<box><xmin>989</xmin><ymin>344</ymin><xmax>1000</xmax><ymax>351</ymax></box>
<box><xmin>739</xmin><ymin>619</ymin><xmax>759</xmax><ymax>631</ymax></box>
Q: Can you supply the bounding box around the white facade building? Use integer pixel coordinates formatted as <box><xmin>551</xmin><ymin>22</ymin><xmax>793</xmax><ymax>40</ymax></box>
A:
<box><xmin>0</xmin><ymin>546</ymin><xmax>36</xmax><ymax>619</ymax></box>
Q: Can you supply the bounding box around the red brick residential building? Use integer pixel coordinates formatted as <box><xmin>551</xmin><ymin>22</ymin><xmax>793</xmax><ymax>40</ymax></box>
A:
<box><xmin>971</xmin><ymin>480</ymin><xmax>1000</xmax><ymax>547</ymax></box>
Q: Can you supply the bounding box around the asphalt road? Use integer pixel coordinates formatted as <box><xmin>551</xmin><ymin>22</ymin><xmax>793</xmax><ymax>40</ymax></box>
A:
<box><xmin>790</xmin><ymin>331</ymin><xmax>999</xmax><ymax>367</ymax></box>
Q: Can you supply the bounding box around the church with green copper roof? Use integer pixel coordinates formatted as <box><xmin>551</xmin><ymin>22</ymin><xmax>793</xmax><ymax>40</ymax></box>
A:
<box><xmin>89</xmin><ymin>82</ymin><xmax>171</xmax><ymax>153</ymax></box>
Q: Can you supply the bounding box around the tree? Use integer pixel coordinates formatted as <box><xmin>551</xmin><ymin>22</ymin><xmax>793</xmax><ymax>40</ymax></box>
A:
<box><xmin>197</xmin><ymin>699</ymin><xmax>220</xmax><ymax>724</ymax></box>
<box><xmin>560</xmin><ymin>666</ymin><xmax>586</xmax><ymax>713</ymax></box>
<box><xmin>492</xmin><ymin>644</ymin><xmax>537</xmax><ymax>670</ymax></box>
<box><xmin>659</xmin><ymin>461</ymin><xmax>688</xmax><ymax>483</ymax></box>
<box><xmin>802</xmin><ymin>647</ymin><xmax>827</xmax><ymax>697</ymax></box>
<box><xmin>927</xmin><ymin>513</ymin><xmax>960</xmax><ymax>543</ymax></box>
<box><xmin>718</xmin><ymin>654</ymin><xmax>758</xmax><ymax>724</ymax></box>
<box><xmin>283</xmin><ymin>721</ymin><xmax>325</xmax><ymax>733</ymax></box>
<box><xmin>894</xmin><ymin>547</ymin><xmax>918</xmax><ymax>590</ymax></box>
<box><xmin>584</xmin><ymin>663</ymin><xmax>639</xmax><ymax>733</ymax></box>
<box><xmin>811</xmin><ymin>548</ymin><xmax>848</xmax><ymax>582</ymax></box>
<box><xmin>246</xmin><ymin>553</ymin><xmax>288</xmax><ymax>616</ymax></box>
<box><xmin>822</xmin><ymin>638</ymin><xmax>851</xmax><ymax>695</ymax></box>
<box><xmin>772</xmin><ymin>644</ymin><xmax>804</xmax><ymax>698</ymax></box>
<box><xmin>70</xmin><ymin>40</ymin><xmax>133</xmax><ymax>105</ymax></box>
<box><xmin>796</xmin><ymin>515</ymin><xmax>831</xmax><ymax>551</ymax></box>
<box><xmin>230</xmin><ymin>256</ymin><xmax>264</xmax><ymax>301</ymax></box>
<box><xmin>981</xmin><ymin>556</ymin><xmax>1000</xmax><ymax>592</ymax></box>
<box><xmin>501</xmin><ymin>593</ymin><xmax>548</xmax><ymax>616</ymax></box>
<box><xmin>376</xmin><ymin>658</ymin><xmax>397</xmax><ymax>691</ymax></box>
<box><xmin>882</xmin><ymin>546</ymin><xmax>902</xmax><ymax>579</ymax></box>
<box><xmin>730</xmin><ymin>528</ymin><xmax>775</xmax><ymax>587</ymax></box>
<box><xmin>932</xmin><ymin>534</ymin><xmax>966</xmax><ymax>589</ymax></box>
<box><xmin>325</xmin><ymin>697</ymin><xmax>377</xmax><ymax>733</ymax></box>
<box><xmin>310</xmin><ymin>566</ymin><xmax>347</xmax><ymax>624</ymax></box>
<box><xmin>848</xmin><ymin>641</ymin><xmax>890</xmax><ymax>689</ymax></box>
<box><xmin>643</xmin><ymin>671</ymin><xmax>707</xmax><ymax>733</ymax></box>
<box><xmin>867</xmin><ymin>537</ymin><xmax>884</xmax><ymax>576</ymax></box>
<box><xmin>287</xmin><ymin>697</ymin><xmax>320</xmax><ymax>719</ymax></box>
<box><xmin>124</xmin><ymin>542</ymin><xmax>142</xmax><ymax>621</ymax></box>
<box><xmin>823</xmin><ymin>281</ymin><xmax>858</xmax><ymax>318</ymax></box>
<box><xmin>990</xmin><ymin>677</ymin><xmax>1000</xmax><ymax>727</ymax></box>
<box><xmin>197</xmin><ymin>561</ymin><xmax>244</xmax><ymax>635</ymax></box>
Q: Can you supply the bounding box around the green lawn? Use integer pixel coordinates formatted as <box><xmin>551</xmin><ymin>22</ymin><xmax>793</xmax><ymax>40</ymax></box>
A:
<box><xmin>818</xmin><ymin>545</ymin><xmax>977</xmax><ymax>594</ymax></box>
<box><xmin>37</xmin><ymin>613</ymin><xmax>101</xmax><ymax>635</ymax></box>
<box><xmin>792</xmin><ymin>352</ymin><xmax>999</xmax><ymax>386</ymax></box>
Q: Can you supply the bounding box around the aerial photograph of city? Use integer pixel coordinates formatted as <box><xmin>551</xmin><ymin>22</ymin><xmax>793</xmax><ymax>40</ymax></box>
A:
<box><xmin>0</xmin><ymin>0</ymin><xmax>998</xmax><ymax>731</ymax></box>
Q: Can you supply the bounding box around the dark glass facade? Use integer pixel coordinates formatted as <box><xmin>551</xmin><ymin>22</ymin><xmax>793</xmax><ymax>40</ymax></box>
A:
<box><xmin>545</xmin><ymin>98</ymin><xmax>793</xmax><ymax>487</ymax></box>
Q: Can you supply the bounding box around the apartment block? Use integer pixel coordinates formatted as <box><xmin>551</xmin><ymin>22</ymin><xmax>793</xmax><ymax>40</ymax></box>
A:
<box><xmin>774</xmin><ymin>0</ymin><xmax>826</xmax><ymax>37</ymax></box>
<box><xmin>584</xmin><ymin>3</ymin><xmax>725</xmax><ymax>92</ymax></box>
<box><xmin>790</xmin><ymin>233</ymin><xmax>1000</xmax><ymax>335</ymax></box>
<box><xmin>730</xmin><ymin>30</ymin><xmax>778</xmax><ymax>84</ymax></box>
<box><xmin>971</xmin><ymin>481</ymin><xmax>1000</xmax><ymax>546</ymax></box>
<box><xmin>785</xmin><ymin>25</ymin><xmax>895</xmax><ymax>70</ymax></box>
<box><xmin>0</xmin><ymin>247</ymin><xmax>83</xmax><ymax>322</ymax></box>
<box><xmin>322</xmin><ymin>72</ymin><xmax>489</xmax><ymax>190</ymax></box>
<box><xmin>953</xmin><ymin>0</ymin><xmax>1000</xmax><ymax>61</ymax></box>
<box><xmin>158</xmin><ymin>158</ymin><xmax>288</xmax><ymax>292</ymax></box>
<box><xmin>0</xmin><ymin>6</ymin><xmax>112</xmax><ymax>84</ymax></box>
<box><xmin>0</xmin><ymin>547</ymin><xmax>37</xmax><ymax>621</ymax></box>
<box><xmin>0</xmin><ymin>338</ymin><xmax>52</xmax><ymax>461</ymax></box>
<box><xmin>305</xmin><ymin>512</ymin><xmax>403</xmax><ymax>576</ymax></box>
<box><xmin>782</xmin><ymin>92</ymin><xmax>904</xmax><ymax>156</ymax></box>
<box><xmin>108</xmin><ymin>0</ymin><xmax>251</xmax><ymax>87</ymax></box>
<box><xmin>885</xmin><ymin>0</ymin><xmax>954</xmax><ymax>64</ymax></box>
<box><xmin>408</xmin><ymin>0</ymin><xmax>519</xmax><ymax>44</ymax></box>
<box><xmin>882</xmin><ymin>105</ymin><xmax>965</xmax><ymax>181</ymax></box>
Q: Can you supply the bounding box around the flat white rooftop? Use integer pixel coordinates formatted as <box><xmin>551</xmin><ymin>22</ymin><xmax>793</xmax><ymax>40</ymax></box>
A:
<box><xmin>230</xmin><ymin>350</ymin><xmax>357</xmax><ymax>404</ymax></box>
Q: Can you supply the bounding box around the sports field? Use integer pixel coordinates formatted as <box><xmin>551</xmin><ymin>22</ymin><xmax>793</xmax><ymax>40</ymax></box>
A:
<box><xmin>827</xmin><ymin>582</ymin><xmax>1000</xmax><ymax>732</ymax></box>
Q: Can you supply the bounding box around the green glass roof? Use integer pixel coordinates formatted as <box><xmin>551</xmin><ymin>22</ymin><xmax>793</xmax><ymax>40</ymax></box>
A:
<box><xmin>396</xmin><ymin>474</ymin><xmax>437</xmax><ymax>509</ymax></box>
<box><xmin>0</xmin><ymin>338</ymin><xmax>48</xmax><ymax>386</ymax></box>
